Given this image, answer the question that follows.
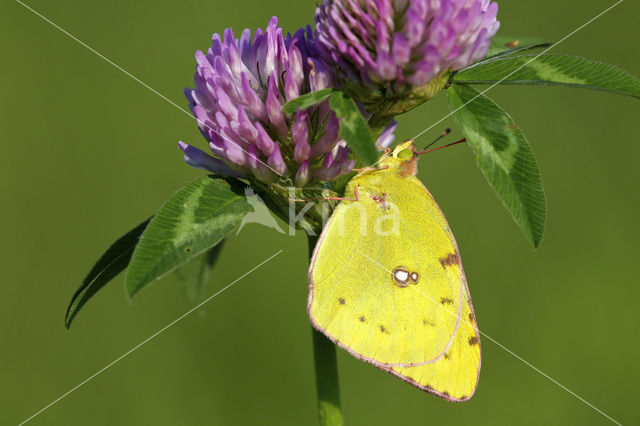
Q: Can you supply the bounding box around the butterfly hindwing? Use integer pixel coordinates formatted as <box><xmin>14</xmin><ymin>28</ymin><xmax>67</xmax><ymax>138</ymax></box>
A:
<box><xmin>387</xmin><ymin>275</ymin><xmax>481</xmax><ymax>401</ymax></box>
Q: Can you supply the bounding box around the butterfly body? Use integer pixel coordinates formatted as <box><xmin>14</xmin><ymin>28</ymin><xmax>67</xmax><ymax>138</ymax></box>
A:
<box><xmin>308</xmin><ymin>141</ymin><xmax>481</xmax><ymax>401</ymax></box>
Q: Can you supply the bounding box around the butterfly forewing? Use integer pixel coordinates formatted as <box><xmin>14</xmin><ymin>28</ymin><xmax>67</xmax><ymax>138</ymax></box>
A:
<box><xmin>310</xmin><ymin>170</ymin><xmax>462</xmax><ymax>367</ymax></box>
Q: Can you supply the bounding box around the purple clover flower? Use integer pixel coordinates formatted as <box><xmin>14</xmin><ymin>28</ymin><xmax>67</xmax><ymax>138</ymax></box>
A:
<box><xmin>179</xmin><ymin>17</ymin><xmax>395</xmax><ymax>186</ymax></box>
<box><xmin>314</xmin><ymin>0</ymin><xmax>500</xmax><ymax>114</ymax></box>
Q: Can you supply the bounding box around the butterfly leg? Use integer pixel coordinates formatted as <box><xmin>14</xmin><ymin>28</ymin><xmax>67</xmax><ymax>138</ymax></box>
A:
<box><xmin>375</xmin><ymin>142</ymin><xmax>392</xmax><ymax>155</ymax></box>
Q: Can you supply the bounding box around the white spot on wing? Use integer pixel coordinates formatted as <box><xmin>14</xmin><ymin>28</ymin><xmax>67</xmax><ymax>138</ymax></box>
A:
<box><xmin>394</xmin><ymin>270</ymin><xmax>409</xmax><ymax>282</ymax></box>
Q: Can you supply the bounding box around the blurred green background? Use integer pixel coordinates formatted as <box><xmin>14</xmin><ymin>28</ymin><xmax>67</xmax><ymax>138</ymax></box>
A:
<box><xmin>2</xmin><ymin>1</ymin><xmax>639</xmax><ymax>425</ymax></box>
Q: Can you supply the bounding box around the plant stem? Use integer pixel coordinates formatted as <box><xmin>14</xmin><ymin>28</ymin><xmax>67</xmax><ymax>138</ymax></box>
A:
<box><xmin>308</xmin><ymin>234</ymin><xmax>343</xmax><ymax>426</ymax></box>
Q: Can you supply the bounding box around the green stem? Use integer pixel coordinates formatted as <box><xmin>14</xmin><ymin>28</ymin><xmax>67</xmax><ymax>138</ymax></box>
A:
<box><xmin>308</xmin><ymin>234</ymin><xmax>343</xmax><ymax>426</ymax></box>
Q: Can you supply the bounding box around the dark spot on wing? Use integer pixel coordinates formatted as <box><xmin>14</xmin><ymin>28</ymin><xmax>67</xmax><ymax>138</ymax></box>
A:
<box><xmin>380</xmin><ymin>325</ymin><xmax>389</xmax><ymax>334</ymax></box>
<box><xmin>440</xmin><ymin>297</ymin><xmax>454</xmax><ymax>305</ymax></box>
<box><xmin>468</xmin><ymin>336</ymin><xmax>479</xmax><ymax>346</ymax></box>
<box><xmin>359</xmin><ymin>315</ymin><xmax>366</xmax><ymax>323</ymax></box>
<box><xmin>338</xmin><ymin>298</ymin><xmax>345</xmax><ymax>305</ymax></box>
<box><xmin>444</xmin><ymin>353</ymin><xmax>451</xmax><ymax>360</ymax></box>
<box><xmin>442</xmin><ymin>391</ymin><xmax>450</xmax><ymax>397</ymax></box>
<box><xmin>439</xmin><ymin>253</ymin><xmax>458</xmax><ymax>268</ymax></box>
<box><xmin>423</xmin><ymin>319</ymin><xmax>434</xmax><ymax>326</ymax></box>
<box><xmin>370</xmin><ymin>193</ymin><xmax>389</xmax><ymax>210</ymax></box>
<box><xmin>469</xmin><ymin>313</ymin><xmax>475</xmax><ymax>324</ymax></box>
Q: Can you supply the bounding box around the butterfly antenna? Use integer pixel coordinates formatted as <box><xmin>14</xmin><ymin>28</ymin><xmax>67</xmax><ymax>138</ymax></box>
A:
<box><xmin>421</xmin><ymin>128</ymin><xmax>451</xmax><ymax>151</ymax></box>
<box><xmin>416</xmin><ymin>138</ymin><xmax>467</xmax><ymax>155</ymax></box>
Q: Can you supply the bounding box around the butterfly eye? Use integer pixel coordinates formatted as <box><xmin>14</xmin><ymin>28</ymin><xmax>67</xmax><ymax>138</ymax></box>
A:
<box><xmin>396</xmin><ymin>147</ymin><xmax>414</xmax><ymax>159</ymax></box>
<box><xmin>391</xmin><ymin>140</ymin><xmax>415</xmax><ymax>158</ymax></box>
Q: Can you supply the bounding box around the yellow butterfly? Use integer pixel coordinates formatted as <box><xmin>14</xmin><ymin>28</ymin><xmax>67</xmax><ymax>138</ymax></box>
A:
<box><xmin>308</xmin><ymin>140</ymin><xmax>480</xmax><ymax>401</ymax></box>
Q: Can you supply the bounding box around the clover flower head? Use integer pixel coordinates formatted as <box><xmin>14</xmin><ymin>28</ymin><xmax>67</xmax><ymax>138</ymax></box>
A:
<box><xmin>179</xmin><ymin>17</ymin><xmax>396</xmax><ymax>187</ymax></box>
<box><xmin>314</xmin><ymin>0</ymin><xmax>500</xmax><ymax>114</ymax></box>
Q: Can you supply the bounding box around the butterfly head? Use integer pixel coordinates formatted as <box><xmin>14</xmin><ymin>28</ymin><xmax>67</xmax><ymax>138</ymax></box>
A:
<box><xmin>378</xmin><ymin>133</ymin><xmax>467</xmax><ymax>177</ymax></box>
<box><xmin>379</xmin><ymin>140</ymin><xmax>418</xmax><ymax>177</ymax></box>
<box><xmin>392</xmin><ymin>140</ymin><xmax>416</xmax><ymax>159</ymax></box>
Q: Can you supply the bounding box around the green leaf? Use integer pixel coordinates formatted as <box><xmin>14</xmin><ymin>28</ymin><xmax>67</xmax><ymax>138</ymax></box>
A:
<box><xmin>453</xmin><ymin>54</ymin><xmax>640</xmax><ymax>98</ymax></box>
<box><xmin>176</xmin><ymin>239</ymin><xmax>226</xmax><ymax>304</ymax></box>
<box><xmin>125</xmin><ymin>176</ymin><xmax>251</xmax><ymax>297</ymax></box>
<box><xmin>65</xmin><ymin>218</ymin><xmax>151</xmax><ymax>328</ymax></box>
<box><xmin>483</xmin><ymin>35</ymin><xmax>551</xmax><ymax>60</ymax></box>
<box><xmin>329</xmin><ymin>91</ymin><xmax>378</xmax><ymax>166</ymax></box>
<box><xmin>447</xmin><ymin>84</ymin><xmax>546</xmax><ymax>247</ymax></box>
<box><xmin>282</xmin><ymin>88</ymin><xmax>336</xmax><ymax>115</ymax></box>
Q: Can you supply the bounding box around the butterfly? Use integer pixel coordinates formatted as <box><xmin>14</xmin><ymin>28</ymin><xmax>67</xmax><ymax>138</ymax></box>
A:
<box><xmin>308</xmin><ymin>140</ymin><xmax>480</xmax><ymax>401</ymax></box>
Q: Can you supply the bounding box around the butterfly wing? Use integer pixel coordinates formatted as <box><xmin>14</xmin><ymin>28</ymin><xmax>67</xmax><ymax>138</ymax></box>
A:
<box><xmin>386</xmin><ymin>275</ymin><xmax>481</xmax><ymax>401</ymax></box>
<box><xmin>308</xmin><ymin>168</ymin><xmax>480</xmax><ymax>398</ymax></box>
